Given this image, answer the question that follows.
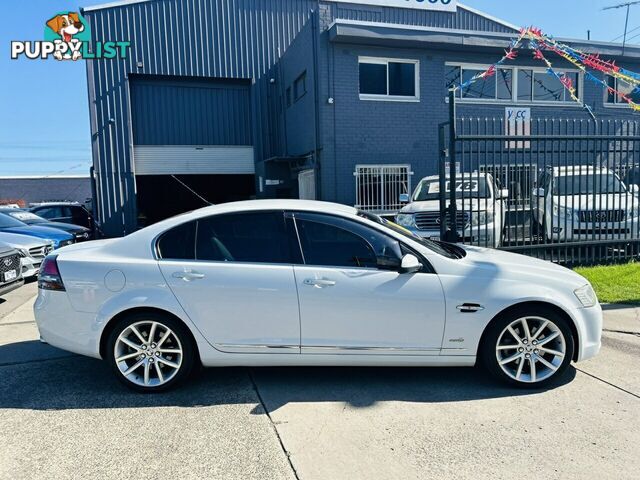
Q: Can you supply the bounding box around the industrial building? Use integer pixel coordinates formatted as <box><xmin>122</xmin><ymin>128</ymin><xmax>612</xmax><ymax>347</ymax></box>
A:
<box><xmin>82</xmin><ymin>0</ymin><xmax>640</xmax><ymax>236</ymax></box>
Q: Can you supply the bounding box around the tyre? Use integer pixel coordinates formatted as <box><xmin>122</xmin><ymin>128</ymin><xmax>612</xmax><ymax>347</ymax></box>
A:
<box><xmin>480</xmin><ymin>307</ymin><xmax>574</xmax><ymax>388</ymax></box>
<box><xmin>106</xmin><ymin>312</ymin><xmax>196</xmax><ymax>392</ymax></box>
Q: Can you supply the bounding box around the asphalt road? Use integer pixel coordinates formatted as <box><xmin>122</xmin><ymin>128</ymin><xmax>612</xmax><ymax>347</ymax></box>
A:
<box><xmin>1</xmin><ymin>284</ymin><xmax>638</xmax><ymax>480</ymax></box>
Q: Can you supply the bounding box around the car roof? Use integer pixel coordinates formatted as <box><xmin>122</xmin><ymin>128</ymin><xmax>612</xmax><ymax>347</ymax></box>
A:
<box><xmin>184</xmin><ymin>199</ymin><xmax>357</xmax><ymax>217</ymax></box>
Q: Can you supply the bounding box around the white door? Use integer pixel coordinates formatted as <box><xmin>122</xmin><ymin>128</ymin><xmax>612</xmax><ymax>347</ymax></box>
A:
<box><xmin>290</xmin><ymin>212</ymin><xmax>446</xmax><ymax>354</ymax></box>
<box><xmin>298</xmin><ymin>169</ymin><xmax>316</xmax><ymax>200</ymax></box>
<box><xmin>157</xmin><ymin>211</ymin><xmax>300</xmax><ymax>353</ymax></box>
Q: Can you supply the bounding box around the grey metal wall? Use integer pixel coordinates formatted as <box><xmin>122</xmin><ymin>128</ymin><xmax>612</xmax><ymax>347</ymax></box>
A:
<box><xmin>83</xmin><ymin>0</ymin><xmax>316</xmax><ymax>235</ymax></box>
<box><xmin>320</xmin><ymin>2</ymin><xmax>517</xmax><ymax>32</ymax></box>
<box><xmin>130</xmin><ymin>76</ymin><xmax>251</xmax><ymax>145</ymax></box>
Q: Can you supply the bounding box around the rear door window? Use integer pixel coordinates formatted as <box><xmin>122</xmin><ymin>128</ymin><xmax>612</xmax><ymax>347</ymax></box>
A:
<box><xmin>195</xmin><ymin>211</ymin><xmax>292</xmax><ymax>264</ymax></box>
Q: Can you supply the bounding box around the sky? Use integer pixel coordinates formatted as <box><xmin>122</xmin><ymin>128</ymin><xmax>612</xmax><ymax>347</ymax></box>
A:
<box><xmin>0</xmin><ymin>0</ymin><xmax>637</xmax><ymax>176</ymax></box>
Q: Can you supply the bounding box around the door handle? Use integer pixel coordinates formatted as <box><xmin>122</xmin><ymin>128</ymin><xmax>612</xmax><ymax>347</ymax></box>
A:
<box><xmin>303</xmin><ymin>278</ymin><xmax>336</xmax><ymax>288</ymax></box>
<box><xmin>172</xmin><ymin>271</ymin><xmax>205</xmax><ymax>281</ymax></box>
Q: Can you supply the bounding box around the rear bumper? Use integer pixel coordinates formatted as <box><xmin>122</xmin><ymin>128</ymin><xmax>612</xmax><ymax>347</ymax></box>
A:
<box><xmin>34</xmin><ymin>289</ymin><xmax>102</xmax><ymax>359</ymax></box>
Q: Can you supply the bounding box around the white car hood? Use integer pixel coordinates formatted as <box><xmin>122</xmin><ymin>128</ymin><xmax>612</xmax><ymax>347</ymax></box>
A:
<box><xmin>455</xmin><ymin>245</ymin><xmax>588</xmax><ymax>289</ymax></box>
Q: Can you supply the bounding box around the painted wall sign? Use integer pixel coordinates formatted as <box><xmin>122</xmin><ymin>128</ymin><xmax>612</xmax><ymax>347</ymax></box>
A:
<box><xmin>328</xmin><ymin>0</ymin><xmax>457</xmax><ymax>13</ymax></box>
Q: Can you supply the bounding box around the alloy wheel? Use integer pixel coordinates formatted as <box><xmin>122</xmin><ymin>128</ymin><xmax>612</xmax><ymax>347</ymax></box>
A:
<box><xmin>113</xmin><ymin>320</ymin><xmax>183</xmax><ymax>387</ymax></box>
<box><xmin>495</xmin><ymin>316</ymin><xmax>566</xmax><ymax>384</ymax></box>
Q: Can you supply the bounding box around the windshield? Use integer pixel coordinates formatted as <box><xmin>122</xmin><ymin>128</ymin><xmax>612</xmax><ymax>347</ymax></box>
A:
<box><xmin>358</xmin><ymin>211</ymin><xmax>462</xmax><ymax>259</ymax></box>
<box><xmin>7</xmin><ymin>211</ymin><xmax>45</xmax><ymax>224</ymax></box>
<box><xmin>553</xmin><ymin>174</ymin><xmax>628</xmax><ymax>195</ymax></box>
<box><xmin>413</xmin><ymin>177</ymin><xmax>491</xmax><ymax>201</ymax></box>
<box><xmin>0</xmin><ymin>213</ymin><xmax>28</xmax><ymax>228</ymax></box>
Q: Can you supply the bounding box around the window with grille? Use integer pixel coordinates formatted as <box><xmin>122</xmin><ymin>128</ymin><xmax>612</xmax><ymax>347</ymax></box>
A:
<box><xmin>354</xmin><ymin>165</ymin><xmax>413</xmax><ymax>214</ymax></box>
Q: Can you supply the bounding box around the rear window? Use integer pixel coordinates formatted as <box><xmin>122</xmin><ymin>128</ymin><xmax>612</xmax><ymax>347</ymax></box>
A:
<box><xmin>156</xmin><ymin>221</ymin><xmax>196</xmax><ymax>260</ymax></box>
<box><xmin>195</xmin><ymin>212</ymin><xmax>290</xmax><ymax>264</ymax></box>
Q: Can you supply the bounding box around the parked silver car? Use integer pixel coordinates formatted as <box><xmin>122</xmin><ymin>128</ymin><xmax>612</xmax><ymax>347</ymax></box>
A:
<box><xmin>396</xmin><ymin>173</ymin><xmax>508</xmax><ymax>248</ymax></box>
<box><xmin>0</xmin><ymin>232</ymin><xmax>54</xmax><ymax>278</ymax></box>
<box><xmin>533</xmin><ymin>166</ymin><xmax>640</xmax><ymax>242</ymax></box>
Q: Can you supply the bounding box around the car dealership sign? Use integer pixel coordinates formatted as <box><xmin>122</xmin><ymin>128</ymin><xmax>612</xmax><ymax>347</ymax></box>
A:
<box><xmin>329</xmin><ymin>0</ymin><xmax>457</xmax><ymax>12</ymax></box>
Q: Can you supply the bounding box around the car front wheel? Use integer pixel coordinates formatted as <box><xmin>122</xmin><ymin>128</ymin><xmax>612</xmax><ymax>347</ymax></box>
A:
<box><xmin>106</xmin><ymin>313</ymin><xmax>196</xmax><ymax>392</ymax></box>
<box><xmin>481</xmin><ymin>307</ymin><xmax>574</xmax><ymax>388</ymax></box>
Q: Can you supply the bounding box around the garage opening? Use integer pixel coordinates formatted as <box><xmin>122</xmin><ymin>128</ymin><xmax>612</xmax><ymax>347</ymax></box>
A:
<box><xmin>136</xmin><ymin>175</ymin><xmax>255</xmax><ymax>227</ymax></box>
<box><xmin>129</xmin><ymin>74</ymin><xmax>255</xmax><ymax>228</ymax></box>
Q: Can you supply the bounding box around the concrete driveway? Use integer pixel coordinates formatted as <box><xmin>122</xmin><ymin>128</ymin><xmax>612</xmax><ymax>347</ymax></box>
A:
<box><xmin>1</xmin><ymin>283</ymin><xmax>638</xmax><ymax>480</ymax></box>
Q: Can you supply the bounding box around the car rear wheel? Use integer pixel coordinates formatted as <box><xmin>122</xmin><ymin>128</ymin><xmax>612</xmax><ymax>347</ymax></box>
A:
<box><xmin>106</xmin><ymin>313</ymin><xmax>196</xmax><ymax>392</ymax></box>
<box><xmin>481</xmin><ymin>307</ymin><xmax>574</xmax><ymax>388</ymax></box>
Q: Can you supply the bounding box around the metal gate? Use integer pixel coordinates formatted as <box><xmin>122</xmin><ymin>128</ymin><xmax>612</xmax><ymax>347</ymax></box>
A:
<box><xmin>439</xmin><ymin>91</ymin><xmax>640</xmax><ymax>266</ymax></box>
<box><xmin>354</xmin><ymin>165</ymin><xmax>413</xmax><ymax>215</ymax></box>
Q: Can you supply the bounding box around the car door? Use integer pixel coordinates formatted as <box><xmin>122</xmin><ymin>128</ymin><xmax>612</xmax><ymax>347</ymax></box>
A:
<box><xmin>157</xmin><ymin>211</ymin><xmax>301</xmax><ymax>353</ymax></box>
<box><xmin>70</xmin><ymin>206</ymin><xmax>92</xmax><ymax>229</ymax></box>
<box><xmin>290</xmin><ymin>212</ymin><xmax>446</xmax><ymax>355</ymax></box>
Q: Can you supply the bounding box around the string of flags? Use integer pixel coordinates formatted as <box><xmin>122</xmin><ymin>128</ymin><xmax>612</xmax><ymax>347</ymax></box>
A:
<box><xmin>453</xmin><ymin>26</ymin><xmax>640</xmax><ymax>119</ymax></box>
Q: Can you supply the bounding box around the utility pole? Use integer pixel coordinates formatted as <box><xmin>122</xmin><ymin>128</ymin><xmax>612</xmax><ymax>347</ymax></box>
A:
<box><xmin>604</xmin><ymin>1</ymin><xmax>640</xmax><ymax>55</ymax></box>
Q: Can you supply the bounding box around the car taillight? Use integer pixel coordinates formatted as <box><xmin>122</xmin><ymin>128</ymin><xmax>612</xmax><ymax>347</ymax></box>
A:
<box><xmin>38</xmin><ymin>255</ymin><xmax>65</xmax><ymax>291</ymax></box>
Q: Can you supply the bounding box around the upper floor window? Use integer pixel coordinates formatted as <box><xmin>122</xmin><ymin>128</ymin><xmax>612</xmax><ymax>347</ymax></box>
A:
<box><xmin>605</xmin><ymin>75</ymin><xmax>640</xmax><ymax>105</ymax></box>
<box><xmin>446</xmin><ymin>64</ymin><xmax>581</xmax><ymax>104</ymax></box>
<box><xmin>359</xmin><ymin>57</ymin><xmax>420</xmax><ymax>101</ymax></box>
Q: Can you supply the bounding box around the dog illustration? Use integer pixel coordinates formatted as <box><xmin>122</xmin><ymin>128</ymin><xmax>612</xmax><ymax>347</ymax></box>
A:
<box><xmin>46</xmin><ymin>13</ymin><xmax>85</xmax><ymax>61</ymax></box>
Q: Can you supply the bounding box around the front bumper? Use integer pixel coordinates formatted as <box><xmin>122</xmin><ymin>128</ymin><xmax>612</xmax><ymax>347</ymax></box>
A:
<box><xmin>572</xmin><ymin>303</ymin><xmax>603</xmax><ymax>363</ymax></box>
<box><xmin>549</xmin><ymin>218</ymin><xmax>640</xmax><ymax>242</ymax></box>
<box><xmin>0</xmin><ymin>278</ymin><xmax>24</xmax><ymax>297</ymax></box>
<box><xmin>405</xmin><ymin>223</ymin><xmax>500</xmax><ymax>247</ymax></box>
<box><xmin>20</xmin><ymin>257</ymin><xmax>42</xmax><ymax>278</ymax></box>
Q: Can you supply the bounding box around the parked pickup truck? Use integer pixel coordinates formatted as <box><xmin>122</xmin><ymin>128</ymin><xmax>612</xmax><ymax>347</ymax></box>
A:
<box><xmin>532</xmin><ymin>166</ymin><xmax>640</xmax><ymax>242</ymax></box>
<box><xmin>395</xmin><ymin>173</ymin><xmax>508</xmax><ymax>248</ymax></box>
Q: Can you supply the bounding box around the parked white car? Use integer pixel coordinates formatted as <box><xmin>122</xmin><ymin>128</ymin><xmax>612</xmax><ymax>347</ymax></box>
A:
<box><xmin>396</xmin><ymin>173</ymin><xmax>507</xmax><ymax>248</ymax></box>
<box><xmin>35</xmin><ymin>200</ymin><xmax>601</xmax><ymax>392</ymax></box>
<box><xmin>533</xmin><ymin>166</ymin><xmax>640</xmax><ymax>242</ymax></box>
<box><xmin>0</xmin><ymin>232</ymin><xmax>54</xmax><ymax>278</ymax></box>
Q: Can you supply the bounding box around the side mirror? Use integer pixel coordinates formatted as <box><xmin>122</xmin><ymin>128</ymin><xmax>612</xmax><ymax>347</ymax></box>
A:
<box><xmin>399</xmin><ymin>193</ymin><xmax>410</xmax><ymax>203</ymax></box>
<box><xmin>533</xmin><ymin>187</ymin><xmax>545</xmax><ymax>197</ymax></box>
<box><xmin>399</xmin><ymin>254</ymin><xmax>422</xmax><ymax>274</ymax></box>
<box><xmin>498</xmin><ymin>188</ymin><xmax>509</xmax><ymax>200</ymax></box>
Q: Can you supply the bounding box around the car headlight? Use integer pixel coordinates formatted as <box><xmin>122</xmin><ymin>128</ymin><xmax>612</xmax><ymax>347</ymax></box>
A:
<box><xmin>395</xmin><ymin>214</ymin><xmax>416</xmax><ymax>228</ymax></box>
<box><xmin>471</xmin><ymin>210</ymin><xmax>493</xmax><ymax>226</ymax></box>
<box><xmin>574</xmin><ymin>284</ymin><xmax>598</xmax><ymax>308</ymax></box>
<box><xmin>17</xmin><ymin>248</ymin><xmax>28</xmax><ymax>258</ymax></box>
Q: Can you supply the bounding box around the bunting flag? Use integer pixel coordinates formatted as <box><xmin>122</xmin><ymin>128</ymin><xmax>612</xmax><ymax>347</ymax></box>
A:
<box><xmin>522</xmin><ymin>27</ymin><xmax>640</xmax><ymax>113</ymax></box>
<box><xmin>452</xmin><ymin>26</ymin><xmax>640</xmax><ymax>116</ymax></box>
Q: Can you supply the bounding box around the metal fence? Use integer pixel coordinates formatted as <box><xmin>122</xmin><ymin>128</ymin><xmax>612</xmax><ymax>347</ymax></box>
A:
<box><xmin>436</xmin><ymin>95</ymin><xmax>640</xmax><ymax>266</ymax></box>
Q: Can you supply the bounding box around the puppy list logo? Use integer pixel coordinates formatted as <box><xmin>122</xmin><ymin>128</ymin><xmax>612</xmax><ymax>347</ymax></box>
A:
<box><xmin>11</xmin><ymin>11</ymin><xmax>130</xmax><ymax>61</ymax></box>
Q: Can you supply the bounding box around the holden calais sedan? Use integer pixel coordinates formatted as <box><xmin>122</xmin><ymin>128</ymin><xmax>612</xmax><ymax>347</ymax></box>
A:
<box><xmin>35</xmin><ymin>200</ymin><xmax>602</xmax><ymax>392</ymax></box>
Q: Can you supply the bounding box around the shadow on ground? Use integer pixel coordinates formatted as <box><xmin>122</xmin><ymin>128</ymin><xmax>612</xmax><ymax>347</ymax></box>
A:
<box><xmin>0</xmin><ymin>341</ymin><xmax>576</xmax><ymax>412</ymax></box>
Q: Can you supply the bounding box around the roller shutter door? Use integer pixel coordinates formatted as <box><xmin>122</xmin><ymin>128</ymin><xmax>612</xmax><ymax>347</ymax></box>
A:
<box><xmin>130</xmin><ymin>76</ymin><xmax>253</xmax><ymax>176</ymax></box>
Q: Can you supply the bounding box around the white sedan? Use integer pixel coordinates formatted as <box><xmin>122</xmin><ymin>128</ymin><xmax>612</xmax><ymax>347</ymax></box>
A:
<box><xmin>35</xmin><ymin>200</ymin><xmax>602</xmax><ymax>392</ymax></box>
